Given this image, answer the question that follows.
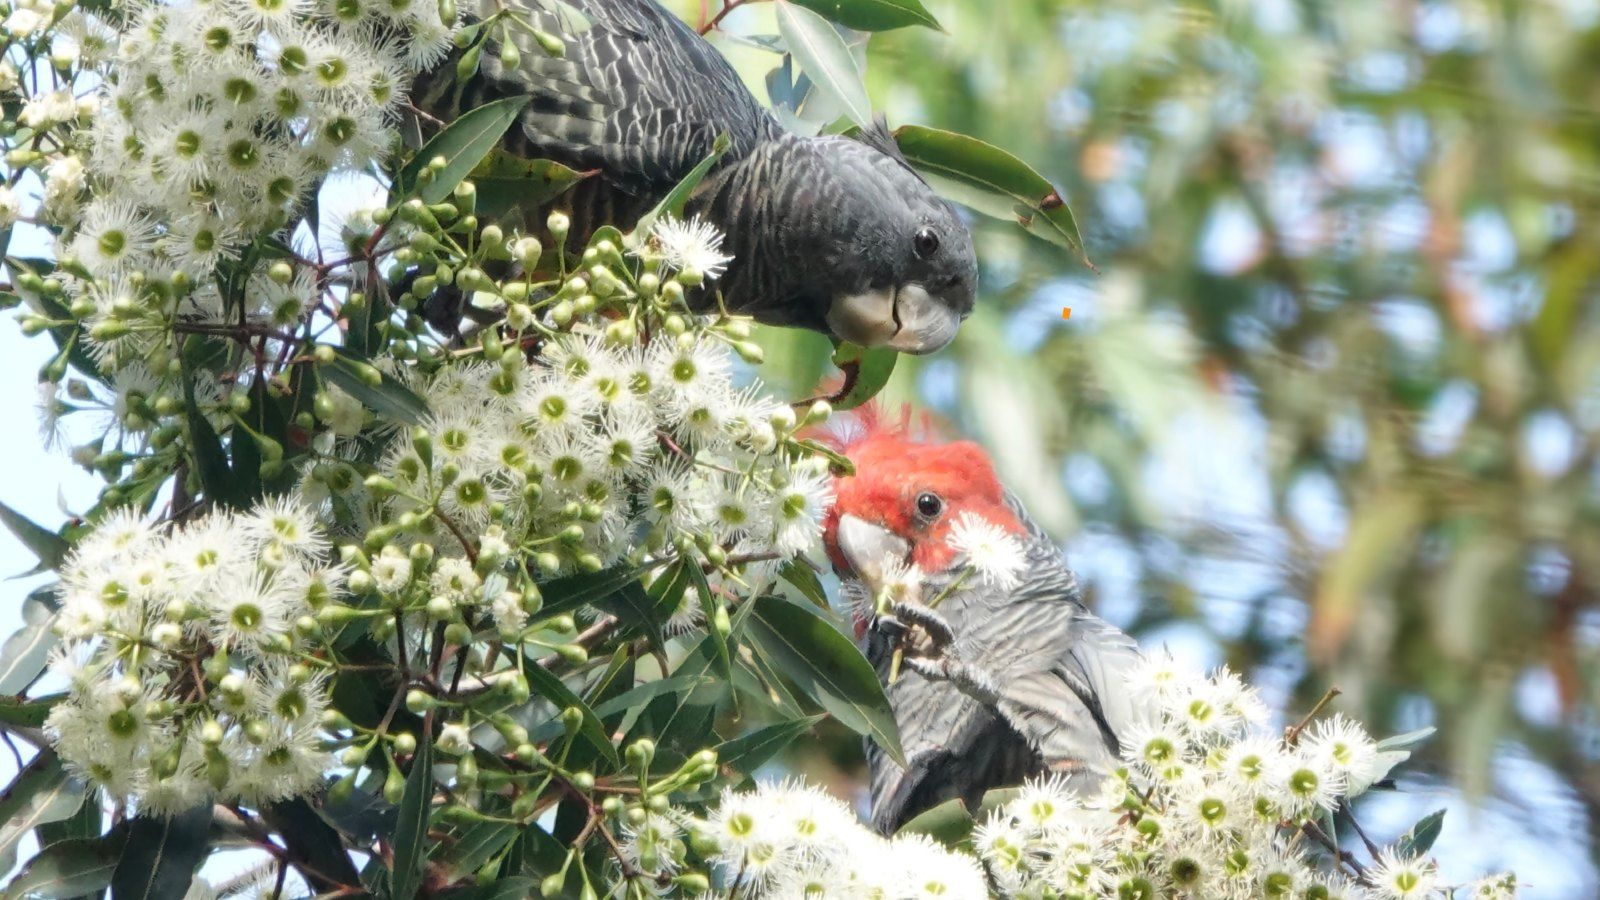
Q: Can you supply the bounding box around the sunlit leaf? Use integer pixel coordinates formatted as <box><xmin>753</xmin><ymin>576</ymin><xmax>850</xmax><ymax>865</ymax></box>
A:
<box><xmin>890</xmin><ymin>125</ymin><xmax>1083</xmax><ymax>258</ymax></box>
<box><xmin>789</xmin><ymin>0</ymin><xmax>940</xmax><ymax>31</ymax></box>
<box><xmin>0</xmin><ymin>598</ymin><xmax>58</xmax><ymax>697</ymax></box>
<box><xmin>829</xmin><ymin>342</ymin><xmax>897</xmax><ymax>411</ymax></box>
<box><xmin>395</xmin><ymin>96</ymin><xmax>531</xmax><ymax>204</ymax></box>
<box><xmin>743</xmin><ymin>595</ymin><xmax>903</xmax><ymax>765</ymax></box>
<box><xmin>776</xmin><ymin>1</ymin><xmax>873</xmax><ymax>129</ymax></box>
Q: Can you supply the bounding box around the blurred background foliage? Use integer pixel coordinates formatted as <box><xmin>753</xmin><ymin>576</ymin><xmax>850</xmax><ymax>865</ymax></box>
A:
<box><xmin>683</xmin><ymin>0</ymin><xmax>1600</xmax><ymax>894</ymax></box>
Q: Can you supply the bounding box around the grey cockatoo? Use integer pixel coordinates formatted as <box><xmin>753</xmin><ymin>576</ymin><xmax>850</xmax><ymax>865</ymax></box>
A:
<box><xmin>412</xmin><ymin>0</ymin><xmax>978</xmax><ymax>353</ymax></box>
<box><xmin>821</xmin><ymin>417</ymin><xmax>1146</xmax><ymax>833</ymax></box>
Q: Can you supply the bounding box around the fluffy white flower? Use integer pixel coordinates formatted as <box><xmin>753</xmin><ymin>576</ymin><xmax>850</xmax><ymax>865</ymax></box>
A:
<box><xmin>1302</xmin><ymin>713</ymin><xmax>1384</xmax><ymax>795</ymax></box>
<box><xmin>2</xmin><ymin>7</ymin><xmax>44</xmax><ymax>36</ymax></box>
<box><xmin>0</xmin><ymin>185</ymin><xmax>19</xmax><ymax>227</ymax></box>
<box><xmin>42</xmin><ymin>155</ymin><xmax>85</xmax><ymax>221</ymax></box>
<box><xmin>946</xmin><ymin>510</ymin><xmax>1026</xmax><ymax>590</ymax></box>
<box><xmin>70</xmin><ymin>200</ymin><xmax>157</xmax><ymax>277</ymax></box>
<box><xmin>888</xmin><ymin>833</ymin><xmax>989</xmax><ymax>899</ymax></box>
<box><xmin>372</xmin><ymin>546</ymin><xmax>414</xmax><ymax>594</ymax></box>
<box><xmin>649</xmin><ymin>215</ymin><xmax>732</xmax><ymax>280</ymax></box>
<box><xmin>1367</xmin><ymin>848</ymin><xmax>1438</xmax><ymax>899</ymax></box>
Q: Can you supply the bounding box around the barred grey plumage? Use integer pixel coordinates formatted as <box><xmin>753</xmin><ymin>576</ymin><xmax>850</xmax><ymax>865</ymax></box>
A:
<box><xmin>824</xmin><ymin>430</ymin><xmax>1145</xmax><ymax>833</ymax></box>
<box><xmin>412</xmin><ymin>0</ymin><xmax>978</xmax><ymax>353</ymax></box>
<box><xmin>856</xmin><ymin>496</ymin><xmax>1144</xmax><ymax>832</ymax></box>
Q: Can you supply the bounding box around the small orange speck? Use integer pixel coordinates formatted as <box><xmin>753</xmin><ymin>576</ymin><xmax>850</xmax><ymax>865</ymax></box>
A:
<box><xmin>1061</xmin><ymin>307</ymin><xmax>1073</xmax><ymax>319</ymax></box>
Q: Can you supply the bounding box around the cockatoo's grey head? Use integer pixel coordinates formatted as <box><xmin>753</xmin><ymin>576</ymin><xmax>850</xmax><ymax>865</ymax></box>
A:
<box><xmin>809</xmin><ymin>131</ymin><xmax>978</xmax><ymax>355</ymax></box>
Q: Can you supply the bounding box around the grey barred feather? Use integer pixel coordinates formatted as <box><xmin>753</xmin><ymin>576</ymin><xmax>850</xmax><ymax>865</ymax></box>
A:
<box><xmin>863</xmin><ymin>493</ymin><xmax>1145</xmax><ymax>833</ymax></box>
<box><xmin>411</xmin><ymin>0</ymin><xmax>978</xmax><ymax>347</ymax></box>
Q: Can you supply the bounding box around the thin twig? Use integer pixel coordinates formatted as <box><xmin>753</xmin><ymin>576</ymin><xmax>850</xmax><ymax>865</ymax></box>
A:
<box><xmin>1285</xmin><ymin>687</ymin><xmax>1341</xmax><ymax>746</ymax></box>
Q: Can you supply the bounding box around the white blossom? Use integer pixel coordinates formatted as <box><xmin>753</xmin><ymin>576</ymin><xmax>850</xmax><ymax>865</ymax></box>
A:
<box><xmin>649</xmin><ymin>215</ymin><xmax>733</xmax><ymax>280</ymax></box>
<box><xmin>946</xmin><ymin>510</ymin><xmax>1026</xmax><ymax>590</ymax></box>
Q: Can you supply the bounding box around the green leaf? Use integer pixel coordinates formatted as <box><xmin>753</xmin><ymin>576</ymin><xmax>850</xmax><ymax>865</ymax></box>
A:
<box><xmin>0</xmin><ymin>598</ymin><xmax>59</xmax><ymax>697</ymax></box>
<box><xmin>1395</xmin><ymin>809</ymin><xmax>1446</xmax><ymax>859</ymax></box>
<box><xmin>261</xmin><ymin>797</ymin><xmax>364</xmax><ymax>893</ymax></box>
<box><xmin>323</xmin><ymin>351</ymin><xmax>431</xmax><ymax>425</ymax></box>
<box><xmin>743</xmin><ymin>595</ymin><xmax>903</xmax><ymax>765</ymax></box>
<box><xmin>628</xmin><ymin>133</ymin><xmax>732</xmax><ymax>246</ymax></box>
<box><xmin>471</xmin><ymin>154</ymin><xmax>592</xmax><ymax>222</ymax></box>
<box><xmin>0</xmin><ymin>500</ymin><xmax>68</xmax><ymax>574</ymax></box>
<box><xmin>890</xmin><ymin>125</ymin><xmax>1085</xmax><ymax>258</ymax></box>
<box><xmin>537</xmin><ymin>564</ymin><xmax>653</xmax><ymax>618</ymax></box>
<box><xmin>396</xmin><ymin>96</ymin><xmax>532</xmax><ymax>204</ymax></box>
<box><xmin>108</xmin><ymin>804</ymin><xmax>211</xmax><ymax>900</ymax></box>
<box><xmin>521</xmin><ymin>663</ymin><xmax>620</xmax><ymax>767</ymax></box>
<box><xmin>182</xmin><ymin>358</ymin><xmax>238</xmax><ymax>508</ymax></box>
<box><xmin>779</xmin><ymin>561</ymin><xmax>830</xmax><ymax>611</ymax></box>
<box><xmin>595</xmin><ymin>581</ymin><xmax>668</xmax><ymax>657</ymax></box>
<box><xmin>441</xmin><ymin>876</ymin><xmax>539</xmax><ymax>900</ymax></box>
<box><xmin>776</xmin><ymin>1</ymin><xmax>873</xmax><ymax>129</ymax></box>
<box><xmin>0</xmin><ymin>753</ymin><xmax>83</xmax><ymax>872</ymax></box>
<box><xmin>439</xmin><ymin>821</ymin><xmax>517</xmax><ymax>881</ymax></box>
<box><xmin>789</xmin><ymin>0</ymin><xmax>940</xmax><ymax>30</ymax></box>
<box><xmin>590</xmin><ymin>673</ymin><xmax>719</xmax><ymax>720</ymax></box>
<box><xmin>634</xmin><ymin>636</ymin><xmax>730</xmax><ymax>754</ymax></box>
<box><xmin>3</xmin><ymin>830</ymin><xmax>126</xmax><ymax>900</ymax></box>
<box><xmin>389</xmin><ymin>732</ymin><xmax>434</xmax><ymax>900</ymax></box>
<box><xmin>0</xmin><ymin>693</ymin><xmax>60</xmax><ymax>728</ymax></box>
<box><xmin>828</xmin><ymin>342</ymin><xmax>897</xmax><ymax>411</ymax></box>
<box><xmin>681</xmin><ymin>562</ymin><xmax>732</xmax><ymax>684</ymax></box>
<box><xmin>35</xmin><ymin>789</ymin><xmax>100</xmax><ymax>852</ymax></box>
<box><xmin>715</xmin><ymin>716</ymin><xmax>822</xmax><ymax>779</ymax></box>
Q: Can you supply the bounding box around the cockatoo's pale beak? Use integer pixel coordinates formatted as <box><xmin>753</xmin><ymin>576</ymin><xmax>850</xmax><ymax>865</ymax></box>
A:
<box><xmin>834</xmin><ymin>513</ymin><xmax>910</xmax><ymax>595</ymax></box>
<box><xmin>826</xmin><ymin>284</ymin><xmax>967</xmax><ymax>355</ymax></box>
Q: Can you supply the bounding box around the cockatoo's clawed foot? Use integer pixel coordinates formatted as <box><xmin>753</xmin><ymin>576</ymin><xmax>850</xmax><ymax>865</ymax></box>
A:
<box><xmin>873</xmin><ymin>613</ymin><xmax>909</xmax><ymax>643</ymax></box>
<box><xmin>889</xmin><ymin>601</ymin><xmax>954</xmax><ymax>650</ymax></box>
<box><xmin>904</xmin><ymin>654</ymin><xmax>1000</xmax><ymax>704</ymax></box>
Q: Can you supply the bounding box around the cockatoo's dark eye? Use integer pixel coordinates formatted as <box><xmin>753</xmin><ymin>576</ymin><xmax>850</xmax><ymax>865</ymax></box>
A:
<box><xmin>913</xmin><ymin>227</ymin><xmax>940</xmax><ymax>259</ymax></box>
<box><xmin>915</xmin><ymin>491</ymin><xmax>944</xmax><ymax>521</ymax></box>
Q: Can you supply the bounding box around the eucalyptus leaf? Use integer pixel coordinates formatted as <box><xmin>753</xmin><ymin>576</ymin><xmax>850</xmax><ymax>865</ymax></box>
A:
<box><xmin>828</xmin><ymin>342</ymin><xmax>897</xmax><ymax>411</ymax></box>
<box><xmin>521</xmin><ymin>663</ymin><xmax>620</xmax><ymax>767</ymax></box>
<box><xmin>1396</xmin><ymin>809</ymin><xmax>1446</xmax><ymax>859</ymax></box>
<box><xmin>389</xmin><ymin>732</ymin><xmax>434</xmax><ymax>900</ymax></box>
<box><xmin>743</xmin><ymin>595</ymin><xmax>903</xmax><ymax>765</ymax></box>
<box><xmin>775</xmin><ymin>1</ymin><xmax>873</xmax><ymax>129</ymax></box>
<box><xmin>0</xmin><ymin>753</ymin><xmax>83</xmax><ymax>873</ymax></box>
<box><xmin>108</xmin><ymin>804</ymin><xmax>212</xmax><ymax>900</ymax></box>
<box><xmin>0</xmin><ymin>598</ymin><xmax>59</xmax><ymax>697</ymax></box>
<box><xmin>0</xmin><ymin>692</ymin><xmax>60</xmax><ymax>728</ymax></box>
<box><xmin>322</xmin><ymin>352</ymin><xmax>432</xmax><ymax>425</ymax></box>
<box><xmin>890</xmin><ymin>125</ymin><xmax>1084</xmax><ymax>258</ymax></box>
<box><xmin>789</xmin><ymin>0</ymin><xmax>940</xmax><ymax>31</ymax></box>
<box><xmin>395</xmin><ymin>96</ymin><xmax>532</xmax><ymax>204</ymax></box>
<box><xmin>628</xmin><ymin>133</ymin><xmax>732</xmax><ymax>247</ymax></box>
<box><xmin>715</xmin><ymin>716</ymin><xmax>823</xmax><ymax>779</ymax></box>
<box><xmin>2</xmin><ymin>830</ymin><xmax>126</xmax><ymax>900</ymax></box>
<box><xmin>0</xmin><ymin>500</ymin><xmax>67</xmax><ymax>574</ymax></box>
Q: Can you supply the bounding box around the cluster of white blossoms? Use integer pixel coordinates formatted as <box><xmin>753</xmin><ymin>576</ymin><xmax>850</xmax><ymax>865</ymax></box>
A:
<box><xmin>698</xmin><ymin>780</ymin><xmax>988</xmax><ymax>899</ymax></box>
<box><xmin>303</xmin><ymin>328</ymin><xmax>833</xmax><ymax>641</ymax></box>
<box><xmin>971</xmin><ymin>659</ymin><xmax>1516</xmax><ymax>899</ymax></box>
<box><xmin>45</xmin><ymin>499</ymin><xmax>342</xmax><ymax>813</ymax></box>
<box><xmin>5</xmin><ymin>0</ymin><xmax>452</xmax><ymax>372</ymax></box>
